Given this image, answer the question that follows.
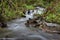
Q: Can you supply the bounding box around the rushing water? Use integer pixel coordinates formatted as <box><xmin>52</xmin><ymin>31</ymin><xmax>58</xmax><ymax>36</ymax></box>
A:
<box><xmin>25</xmin><ymin>7</ymin><xmax>45</xmax><ymax>19</ymax></box>
<box><xmin>3</xmin><ymin>7</ymin><xmax>60</xmax><ymax>40</ymax></box>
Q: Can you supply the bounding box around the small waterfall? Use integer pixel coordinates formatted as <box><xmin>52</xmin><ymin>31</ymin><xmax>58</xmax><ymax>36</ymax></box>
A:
<box><xmin>25</xmin><ymin>7</ymin><xmax>45</xmax><ymax>19</ymax></box>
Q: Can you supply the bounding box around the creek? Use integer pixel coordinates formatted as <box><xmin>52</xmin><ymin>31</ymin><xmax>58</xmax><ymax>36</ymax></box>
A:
<box><xmin>2</xmin><ymin>7</ymin><xmax>60</xmax><ymax>40</ymax></box>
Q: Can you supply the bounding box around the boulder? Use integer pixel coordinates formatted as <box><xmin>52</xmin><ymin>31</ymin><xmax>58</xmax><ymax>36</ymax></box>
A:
<box><xmin>0</xmin><ymin>22</ymin><xmax>7</xmax><ymax>28</ymax></box>
<box><xmin>25</xmin><ymin>17</ymin><xmax>41</xmax><ymax>27</ymax></box>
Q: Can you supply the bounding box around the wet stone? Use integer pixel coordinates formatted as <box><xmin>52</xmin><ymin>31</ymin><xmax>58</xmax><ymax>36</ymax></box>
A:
<box><xmin>0</xmin><ymin>22</ymin><xmax>7</xmax><ymax>28</ymax></box>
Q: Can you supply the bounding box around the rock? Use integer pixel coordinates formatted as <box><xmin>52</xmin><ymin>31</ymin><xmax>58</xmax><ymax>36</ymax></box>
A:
<box><xmin>22</xmin><ymin>15</ymin><xmax>26</xmax><ymax>18</ymax></box>
<box><xmin>25</xmin><ymin>20</ymin><xmax>30</xmax><ymax>27</ymax></box>
<box><xmin>0</xmin><ymin>22</ymin><xmax>7</xmax><ymax>28</ymax></box>
<box><xmin>28</xmin><ymin>10</ymin><xmax>31</xmax><ymax>14</ymax></box>
<box><xmin>34</xmin><ymin>24</ymin><xmax>40</xmax><ymax>28</ymax></box>
<box><xmin>23</xmin><ymin>11</ymin><xmax>26</xmax><ymax>14</ymax></box>
<box><xmin>57</xmin><ymin>32</ymin><xmax>60</xmax><ymax>34</ymax></box>
<box><xmin>0</xmin><ymin>23</ymin><xmax>2</xmax><ymax>27</ymax></box>
<box><xmin>25</xmin><ymin>17</ymin><xmax>41</xmax><ymax>27</ymax></box>
<box><xmin>44</xmin><ymin>22</ymin><xmax>60</xmax><ymax>27</ymax></box>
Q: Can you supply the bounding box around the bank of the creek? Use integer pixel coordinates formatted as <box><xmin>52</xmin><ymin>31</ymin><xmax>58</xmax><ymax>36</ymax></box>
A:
<box><xmin>1</xmin><ymin>7</ymin><xmax>60</xmax><ymax>40</ymax></box>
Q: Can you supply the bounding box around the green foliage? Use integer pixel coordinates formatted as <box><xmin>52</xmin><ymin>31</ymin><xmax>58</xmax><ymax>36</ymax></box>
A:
<box><xmin>0</xmin><ymin>0</ymin><xmax>60</xmax><ymax>24</ymax></box>
<box><xmin>22</xmin><ymin>4</ymin><xmax>34</xmax><ymax>10</ymax></box>
<box><xmin>44</xmin><ymin>0</ymin><xmax>60</xmax><ymax>24</ymax></box>
<box><xmin>45</xmin><ymin>14</ymin><xmax>56</xmax><ymax>22</ymax></box>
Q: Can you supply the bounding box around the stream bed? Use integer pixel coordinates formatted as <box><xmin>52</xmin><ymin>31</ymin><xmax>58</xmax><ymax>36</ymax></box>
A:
<box><xmin>1</xmin><ymin>7</ymin><xmax>60</xmax><ymax>40</ymax></box>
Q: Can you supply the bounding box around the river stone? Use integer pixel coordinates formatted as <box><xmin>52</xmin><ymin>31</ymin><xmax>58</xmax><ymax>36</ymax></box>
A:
<box><xmin>0</xmin><ymin>22</ymin><xmax>7</xmax><ymax>28</ymax></box>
